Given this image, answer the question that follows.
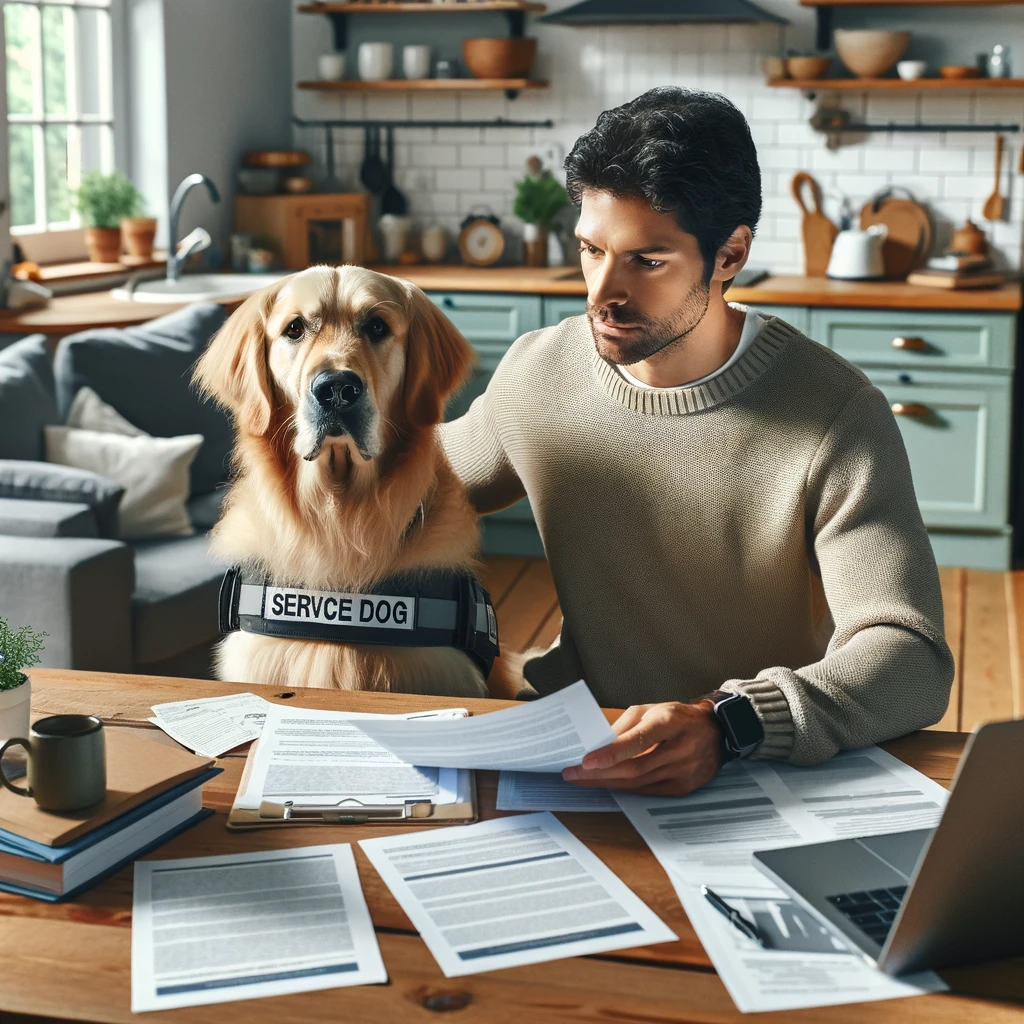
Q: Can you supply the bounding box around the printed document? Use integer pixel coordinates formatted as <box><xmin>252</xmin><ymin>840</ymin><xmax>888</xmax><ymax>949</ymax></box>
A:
<box><xmin>352</xmin><ymin>680</ymin><xmax>616</xmax><ymax>772</ymax></box>
<box><xmin>150</xmin><ymin>692</ymin><xmax>273</xmax><ymax>757</ymax></box>
<box><xmin>131</xmin><ymin>844</ymin><xmax>386</xmax><ymax>1011</ymax></box>
<box><xmin>234</xmin><ymin>705</ymin><xmax>465</xmax><ymax>812</ymax></box>
<box><xmin>360</xmin><ymin>811</ymin><xmax>675</xmax><ymax>976</ymax></box>
<box><xmin>497</xmin><ymin>771</ymin><xmax>618</xmax><ymax>812</ymax></box>
<box><xmin>615</xmin><ymin>746</ymin><xmax>949</xmax><ymax>1012</ymax></box>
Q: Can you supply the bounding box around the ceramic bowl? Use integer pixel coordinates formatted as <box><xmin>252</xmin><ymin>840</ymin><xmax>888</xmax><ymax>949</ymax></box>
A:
<box><xmin>761</xmin><ymin>56</ymin><xmax>787</xmax><ymax>79</ymax></box>
<box><xmin>283</xmin><ymin>176</ymin><xmax>313</xmax><ymax>195</ymax></box>
<box><xmin>834</xmin><ymin>29</ymin><xmax>910</xmax><ymax>78</ymax></box>
<box><xmin>939</xmin><ymin>64</ymin><xmax>981</xmax><ymax>79</ymax></box>
<box><xmin>896</xmin><ymin>60</ymin><xmax>928</xmax><ymax>81</ymax></box>
<box><xmin>785</xmin><ymin>55</ymin><xmax>832</xmax><ymax>80</ymax></box>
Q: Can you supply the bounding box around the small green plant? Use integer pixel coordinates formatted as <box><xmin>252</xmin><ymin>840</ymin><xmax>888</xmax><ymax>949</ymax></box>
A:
<box><xmin>74</xmin><ymin>171</ymin><xmax>145</xmax><ymax>229</ymax></box>
<box><xmin>0</xmin><ymin>618</ymin><xmax>47</xmax><ymax>690</ymax></box>
<box><xmin>513</xmin><ymin>173</ymin><xmax>570</xmax><ymax>228</ymax></box>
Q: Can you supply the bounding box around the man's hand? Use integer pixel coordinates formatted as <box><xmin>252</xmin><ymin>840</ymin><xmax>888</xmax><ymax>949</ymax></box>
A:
<box><xmin>562</xmin><ymin>700</ymin><xmax>723</xmax><ymax>797</ymax></box>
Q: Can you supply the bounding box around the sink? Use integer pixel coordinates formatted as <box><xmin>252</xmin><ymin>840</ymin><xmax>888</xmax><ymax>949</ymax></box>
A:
<box><xmin>112</xmin><ymin>272</ymin><xmax>289</xmax><ymax>304</ymax></box>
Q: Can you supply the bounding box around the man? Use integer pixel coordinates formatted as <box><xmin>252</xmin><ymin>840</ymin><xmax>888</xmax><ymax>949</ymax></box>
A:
<box><xmin>441</xmin><ymin>87</ymin><xmax>953</xmax><ymax>797</ymax></box>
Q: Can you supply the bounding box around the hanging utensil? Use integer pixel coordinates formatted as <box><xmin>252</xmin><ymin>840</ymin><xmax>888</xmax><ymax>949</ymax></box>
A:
<box><xmin>322</xmin><ymin>123</ymin><xmax>343</xmax><ymax>193</ymax></box>
<box><xmin>982</xmin><ymin>134</ymin><xmax>1006</xmax><ymax>221</ymax></box>
<box><xmin>380</xmin><ymin>127</ymin><xmax>408</xmax><ymax>216</ymax></box>
<box><xmin>360</xmin><ymin>126</ymin><xmax>389</xmax><ymax>196</ymax></box>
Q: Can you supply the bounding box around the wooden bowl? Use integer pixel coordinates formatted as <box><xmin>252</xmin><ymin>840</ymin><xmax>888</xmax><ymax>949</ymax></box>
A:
<box><xmin>462</xmin><ymin>37</ymin><xmax>537</xmax><ymax>80</ymax></box>
<box><xmin>785</xmin><ymin>56</ymin><xmax>832</xmax><ymax>80</ymax></box>
<box><xmin>834</xmin><ymin>29</ymin><xmax>910</xmax><ymax>78</ymax></box>
<box><xmin>939</xmin><ymin>65</ymin><xmax>981</xmax><ymax>79</ymax></box>
<box><xmin>244</xmin><ymin>150</ymin><xmax>311</xmax><ymax>169</ymax></box>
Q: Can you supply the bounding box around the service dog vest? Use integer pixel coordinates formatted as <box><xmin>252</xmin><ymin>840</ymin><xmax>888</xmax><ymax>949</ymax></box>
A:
<box><xmin>218</xmin><ymin>567</ymin><xmax>500</xmax><ymax>677</ymax></box>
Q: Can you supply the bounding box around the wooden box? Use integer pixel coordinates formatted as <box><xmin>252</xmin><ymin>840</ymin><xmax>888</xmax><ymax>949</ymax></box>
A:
<box><xmin>234</xmin><ymin>193</ymin><xmax>371</xmax><ymax>269</ymax></box>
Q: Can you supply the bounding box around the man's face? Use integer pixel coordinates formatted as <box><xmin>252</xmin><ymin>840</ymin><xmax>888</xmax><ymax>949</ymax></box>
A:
<box><xmin>577</xmin><ymin>190</ymin><xmax>710</xmax><ymax>366</ymax></box>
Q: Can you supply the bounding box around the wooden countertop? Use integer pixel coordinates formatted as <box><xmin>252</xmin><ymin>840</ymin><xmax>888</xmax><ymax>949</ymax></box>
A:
<box><xmin>0</xmin><ymin>269</ymin><xmax>1018</xmax><ymax>336</ymax></box>
<box><xmin>373</xmin><ymin>265</ymin><xmax>1024</xmax><ymax>311</ymax></box>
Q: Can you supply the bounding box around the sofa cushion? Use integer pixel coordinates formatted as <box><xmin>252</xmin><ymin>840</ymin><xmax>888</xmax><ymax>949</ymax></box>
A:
<box><xmin>0</xmin><ymin>459</ymin><xmax>124</xmax><ymax>539</ymax></box>
<box><xmin>186</xmin><ymin>488</ymin><xmax>228</xmax><ymax>532</ymax></box>
<box><xmin>0</xmin><ymin>497</ymin><xmax>97</xmax><ymax>538</ymax></box>
<box><xmin>53</xmin><ymin>303</ymin><xmax>232</xmax><ymax>496</ymax></box>
<box><xmin>0</xmin><ymin>334</ymin><xmax>59</xmax><ymax>461</ymax></box>
<box><xmin>131</xmin><ymin>533</ymin><xmax>227</xmax><ymax>665</ymax></box>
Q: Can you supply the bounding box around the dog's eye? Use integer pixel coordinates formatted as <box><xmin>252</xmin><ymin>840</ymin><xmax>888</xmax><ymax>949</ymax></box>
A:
<box><xmin>283</xmin><ymin>317</ymin><xmax>304</xmax><ymax>341</ymax></box>
<box><xmin>366</xmin><ymin>316</ymin><xmax>389</xmax><ymax>342</ymax></box>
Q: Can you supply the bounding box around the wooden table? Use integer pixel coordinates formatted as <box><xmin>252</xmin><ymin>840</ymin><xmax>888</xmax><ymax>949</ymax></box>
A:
<box><xmin>4</xmin><ymin>669</ymin><xmax>1023</xmax><ymax>1024</ymax></box>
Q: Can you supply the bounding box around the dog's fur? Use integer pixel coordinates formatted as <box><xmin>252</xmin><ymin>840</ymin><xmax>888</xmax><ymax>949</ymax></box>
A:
<box><xmin>195</xmin><ymin>265</ymin><xmax>521</xmax><ymax>697</ymax></box>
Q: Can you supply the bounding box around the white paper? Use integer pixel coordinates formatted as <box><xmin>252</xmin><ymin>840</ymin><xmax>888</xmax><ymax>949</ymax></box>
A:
<box><xmin>150</xmin><ymin>692</ymin><xmax>274</xmax><ymax>757</ymax></box>
<box><xmin>235</xmin><ymin>704</ymin><xmax>466</xmax><ymax>813</ymax></box>
<box><xmin>352</xmin><ymin>680</ymin><xmax>616</xmax><ymax>773</ymax></box>
<box><xmin>615</xmin><ymin>747</ymin><xmax>950</xmax><ymax>1013</ymax></box>
<box><xmin>497</xmin><ymin>771</ymin><xmax>618</xmax><ymax>812</ymax></box>
<box><xmin>360</xmin><ymin>811</ymin><xmax>676</xmax><ymax>976</ymax></box>
<box><xmin>131</xmin><ymin>844</ymin><xmax>386</xmax><ymax>1011</ymax></box>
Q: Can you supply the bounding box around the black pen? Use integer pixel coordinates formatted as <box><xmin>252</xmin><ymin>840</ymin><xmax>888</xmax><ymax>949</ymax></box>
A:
<box><xmin>701</xmin><ymin>885</ymin><xmax>766</xmax><ymax>947</ymax></box>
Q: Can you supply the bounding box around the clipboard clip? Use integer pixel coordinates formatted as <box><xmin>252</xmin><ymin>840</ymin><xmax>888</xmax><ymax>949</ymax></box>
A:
<box><xmin>257</xmin><ymin>798</ymin><xmax>436</xmax><ymax>823</ymax></box>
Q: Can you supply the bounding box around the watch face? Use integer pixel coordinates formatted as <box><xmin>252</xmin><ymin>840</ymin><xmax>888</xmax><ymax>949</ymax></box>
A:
<box><xmin>718</xmin><ymin>694</ymin><xmax>765</xmax><ymax>754</ymax></box>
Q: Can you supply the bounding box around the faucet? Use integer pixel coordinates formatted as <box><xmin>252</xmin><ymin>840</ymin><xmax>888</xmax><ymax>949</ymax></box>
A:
<box><xmin>166</xmin><ymin>173</ymin><xmax>220</xmax><ymax>281</ymax></box>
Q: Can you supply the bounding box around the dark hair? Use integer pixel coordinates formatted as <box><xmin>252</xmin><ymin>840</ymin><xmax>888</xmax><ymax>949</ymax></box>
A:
<box><xmin>564</xmin><ymin>87</ymin><xmax>762</xmax><ymax>282</ymax></box>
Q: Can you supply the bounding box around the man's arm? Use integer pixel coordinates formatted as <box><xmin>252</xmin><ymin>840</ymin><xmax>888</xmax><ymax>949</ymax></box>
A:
<box><xmin>440</xmin><ymin>359</ymin><xmax>527</xmax><ymax>516</ymax></box>
<box><xmin>564</xmin><ymin>384</ymin><xmax>954</xmax><ymax>793</ymax></box>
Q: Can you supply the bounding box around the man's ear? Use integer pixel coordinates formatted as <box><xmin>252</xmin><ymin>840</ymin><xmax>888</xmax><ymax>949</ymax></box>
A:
<box><xmin>193</xmin><ymin>281</ymin><xmax>282</xmax><ymax>437</ymax></box>
<box><xmin>715</xmin><ymin>225</ymin><xmax>753</xmax><ymax>288</ymax></box>
<box><xmin>401</xmin><ymin>283</ymin><xmax>475</xmax><ymax>429</ymax></box>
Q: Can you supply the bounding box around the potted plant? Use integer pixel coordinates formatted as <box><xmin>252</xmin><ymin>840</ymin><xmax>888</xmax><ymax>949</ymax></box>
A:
<box><xmin>513</xmin><ymin>163</ymin><xmax>570</xmax><ymax>269</ymax></box>
<box><xmin>0</xmin><ymin>618</ymin><xmax>47</xmax><ymax>745</ymax></box>
<box><xmin>75</xmin><ymin>171</ymin><xmax>146</xmax><ymax>263</ymax></box>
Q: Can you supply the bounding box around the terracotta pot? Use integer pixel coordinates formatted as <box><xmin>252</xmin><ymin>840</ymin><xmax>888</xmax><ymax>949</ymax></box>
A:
<box><xmin>523</xmin><ymin>225</ymin><xmax>548</xmax><ymax>268</ymax></box>
<box><xmin>462</xmin><ymin>38</ymin><xmax>537</xmax><ymax>80</ymax></box>
<box><xmin>0</xmin><ymin>674</ymin><xmax>31</xmax><ymax>744</ymax></box>
<box><xmin>84</xmin><ymin>226</ymin><xmax>122</xmax><ymax>264</ymax></box>
<box><xmin>834</xmin><ymin>30</ymin><xmax>910</xmax><ymax>79</ymax></box>
<box><xmin>121</xmin><ymin>217</ymin><xmax>157</xmax><ymax>259</ymax></box>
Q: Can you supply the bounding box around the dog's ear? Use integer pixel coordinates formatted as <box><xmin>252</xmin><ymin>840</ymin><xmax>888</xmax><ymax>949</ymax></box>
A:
<box><xmin>401</xmin><ymin>284</ymin><xmax>474</xmax><ymax>429</ymax></box>
<box><xmin>194</xmin><ymin>281</ymin><xmax>282</xmax><ymax>437</ymax></box>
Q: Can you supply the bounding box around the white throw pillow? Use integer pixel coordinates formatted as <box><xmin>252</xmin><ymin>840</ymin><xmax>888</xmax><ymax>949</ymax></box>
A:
<box><xmin>67</xmin><ymin>385</ymin><xmax>146</xmax><ymax>438</ymax></box>
<box><xmin>45</xmin><ymin>426</ymin><xmax>203</xmax><ymax>539</ymax></box>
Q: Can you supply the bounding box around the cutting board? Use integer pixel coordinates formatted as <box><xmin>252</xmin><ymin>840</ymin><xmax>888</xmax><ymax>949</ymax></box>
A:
<box><xmin>860</xmin><ymin>189</ymin><xmax>932</xmax><ymax>279</ymax></box>
<box><xmin>791</xmin><ymin>172</ymin><xmax>838</xmax><ymax>277</ymax></box>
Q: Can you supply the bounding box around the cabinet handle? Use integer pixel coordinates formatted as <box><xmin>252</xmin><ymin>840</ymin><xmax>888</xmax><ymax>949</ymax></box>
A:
<box><xmin>442</xmin><ymin>297</ymin><xmax>456</xmax><ymax>309</ymax></box>
<box><xmin>891</xmin><ymin>402</ymin><xmax>931</xmax><ymax>418</ymax></box>
<box><xmin>891</xmin><ymin>336</ymin><xmax>928</xmax><ymax>351</ymax></box>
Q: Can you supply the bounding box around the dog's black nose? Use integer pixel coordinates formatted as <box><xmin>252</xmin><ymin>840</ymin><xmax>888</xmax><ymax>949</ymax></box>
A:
<box><xmin>311</xmin><ymin>370</ymin><xmax>364</xmax><ymax>411</ymax></box>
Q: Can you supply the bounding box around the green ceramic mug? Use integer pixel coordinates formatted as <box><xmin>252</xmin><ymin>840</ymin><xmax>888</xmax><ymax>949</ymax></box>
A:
<box><xmin>0</xmin><ymin>715</ymin><xmax>106</xmax><ymax>811</ymax></box>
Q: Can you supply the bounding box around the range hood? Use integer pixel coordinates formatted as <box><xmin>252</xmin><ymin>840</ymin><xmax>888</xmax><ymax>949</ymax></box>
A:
<box><xmin>540</xmin><ymin>0</ymin><xmax>787</xmax><ymax>26</ymax></box>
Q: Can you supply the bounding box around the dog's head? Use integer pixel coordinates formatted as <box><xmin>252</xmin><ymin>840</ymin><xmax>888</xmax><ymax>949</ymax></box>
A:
<box><xmin>195</xmin><ymin>266</ymin><xmax>473</xmax><ymax>468</ymax></box>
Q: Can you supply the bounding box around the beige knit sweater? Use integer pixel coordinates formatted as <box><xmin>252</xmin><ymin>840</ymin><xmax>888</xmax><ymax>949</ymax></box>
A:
<box><xmin>441</xmin><ymin>311</ymin><xmax>954</xmax><ymax>766</ymax></box>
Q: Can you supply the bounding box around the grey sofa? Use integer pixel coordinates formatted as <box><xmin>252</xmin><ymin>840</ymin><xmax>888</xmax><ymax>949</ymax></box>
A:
<box><xmin>0</xmin><ymin>304</ymin><xmax>233</xmax><ymax>679</ymax></box>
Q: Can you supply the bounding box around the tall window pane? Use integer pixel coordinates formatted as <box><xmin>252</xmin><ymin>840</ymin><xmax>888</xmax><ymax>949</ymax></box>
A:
<box><xmin>44</xmin><ymin>123</ymin><xmax>70</xmax><ymax>223</ymax></box>
<box><xmin>76</xmin><ymin>6</ymin><xmax>109</xmax><ymax>117</ymax></box>
<box><xmin>41</xmin><ymin>3</ymin><xmax>72</xmax><ymax>116</ymax></box>
<box><xmin>5</xmin><ymin>4</ymin><xmax>38</xmax><ymax>116</ymax></box>
<box><xmin>8</xmin><ymin>122</ymin><xmax>37</xmax><ymax>227</ymax></box>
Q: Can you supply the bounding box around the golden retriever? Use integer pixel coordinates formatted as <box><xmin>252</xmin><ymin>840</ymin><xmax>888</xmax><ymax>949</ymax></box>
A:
<box><xmin>195</xmin><ymin>264</ymin><xmax>517</xmax><ymax>697</ymax></box>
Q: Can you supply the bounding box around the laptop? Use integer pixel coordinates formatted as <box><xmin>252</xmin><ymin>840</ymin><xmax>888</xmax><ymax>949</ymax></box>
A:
<box><xmin>753</xmin><ymin>720</ymin><xmax>1024</xmax><ymax>976</ymax></box>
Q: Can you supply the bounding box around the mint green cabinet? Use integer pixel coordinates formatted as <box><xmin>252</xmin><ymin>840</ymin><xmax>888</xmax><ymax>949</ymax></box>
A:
<box><xmin>543</xmin><ymin>296</ymin><xmax>587</xmax><ymax>325</ymax></box>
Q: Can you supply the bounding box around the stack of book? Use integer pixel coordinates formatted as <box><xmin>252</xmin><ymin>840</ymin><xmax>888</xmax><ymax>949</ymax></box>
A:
<box><xmin>906</xmin><ymin>252</ymin><xmax>1003</xmax><ymax>290</ymax></box>
<box><xmin>0</xmin><ymin>729</ymin><xmax>219</xmax><ymax>901</ymax></box>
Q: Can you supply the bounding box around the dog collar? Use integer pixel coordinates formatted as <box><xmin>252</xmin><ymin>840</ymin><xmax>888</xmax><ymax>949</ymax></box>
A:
<box><xmin>218</xmin><ymin>566</ymin><xmax>500</xmax><ymax>678</ymax></box>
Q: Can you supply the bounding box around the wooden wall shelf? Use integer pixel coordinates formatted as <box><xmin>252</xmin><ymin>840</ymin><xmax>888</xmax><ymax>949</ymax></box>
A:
<box><xmin>298</xmin><ymin>78</ymin><xmax>547</xmax><ymax>92</ymax></box>
<box><xmin>768</xmin><ymin>77</ymin><xmax>1024</xmax><ymax>90</ymax></box>
<box><xmin>800</xmin><ymin>0</ymin><xmax>1023</xmax><ymax>5</ymax></box>
<box><xmin>298</xmin><ymin>2</ymin><xmax>546</xmax><ymax>12</ymax></box>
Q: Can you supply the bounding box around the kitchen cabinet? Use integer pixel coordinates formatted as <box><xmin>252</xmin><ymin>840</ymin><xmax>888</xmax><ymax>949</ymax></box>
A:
<box><xmin>435</xmin><ymin>288</ymin><xmax>1019</xmax><ymax>569</ymax></box>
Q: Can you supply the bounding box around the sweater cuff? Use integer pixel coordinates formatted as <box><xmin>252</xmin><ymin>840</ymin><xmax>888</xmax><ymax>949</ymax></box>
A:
<box><xmin>719</xmin><ymin>677</ymin><xmax>795</xmax><ymax>760</ymax></box>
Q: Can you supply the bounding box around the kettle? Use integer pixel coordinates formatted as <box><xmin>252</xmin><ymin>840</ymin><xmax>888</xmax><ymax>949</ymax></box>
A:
<box><xmin>827</xmin><ymin>222</ymin><xmax>888</xmax><ymax>280</ymax></box>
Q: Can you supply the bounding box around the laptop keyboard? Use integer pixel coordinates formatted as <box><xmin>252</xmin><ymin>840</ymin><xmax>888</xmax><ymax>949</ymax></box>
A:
<box><xmin>826</xmin><ymin>886</ymin><xmax>908</xmax><ymax>946</ymax></box>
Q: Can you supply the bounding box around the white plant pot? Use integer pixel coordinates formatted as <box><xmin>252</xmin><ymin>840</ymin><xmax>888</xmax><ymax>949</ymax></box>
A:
<box><xmin>0</xmin><ymin>676</ymin><xmax>31</xmax><ymax>745</ymax></box>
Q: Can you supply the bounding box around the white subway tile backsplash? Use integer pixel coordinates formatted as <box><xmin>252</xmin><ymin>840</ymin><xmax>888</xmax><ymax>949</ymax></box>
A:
<box><xmin>445</xmin><ymin>168</ymin><xmax>484</xmax><ymax>191</ymax></box>
<box><xmin>459</xmin><ymin>145</ymin><xmax>506</xmax><ymax>169</ymax></box>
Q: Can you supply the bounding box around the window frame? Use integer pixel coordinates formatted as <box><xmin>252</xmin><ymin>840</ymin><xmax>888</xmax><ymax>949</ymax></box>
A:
<box><xmin>4</xmin><ymin>0</ymin><xmax>126</xmax><ymax>242</ymax></box>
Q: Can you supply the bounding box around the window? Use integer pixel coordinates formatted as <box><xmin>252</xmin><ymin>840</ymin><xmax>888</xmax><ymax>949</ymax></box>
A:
<box><xmin>4</xmin><ymin>0</ymin><xmax>119</xmax><ymax>235</ymax></box>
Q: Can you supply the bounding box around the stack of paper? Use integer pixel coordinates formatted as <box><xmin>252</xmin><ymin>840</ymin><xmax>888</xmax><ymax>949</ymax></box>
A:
<box><xmin>149</xmin><ymin>692</ymin><xmax>274</xmax><ymax>757</ymax></box>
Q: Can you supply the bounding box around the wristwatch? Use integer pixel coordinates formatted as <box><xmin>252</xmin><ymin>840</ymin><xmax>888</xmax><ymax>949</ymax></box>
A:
<box><xmin>701</xmin><ymin>691</ymin><xmax>765</xmax><ymax>762</ymax></box>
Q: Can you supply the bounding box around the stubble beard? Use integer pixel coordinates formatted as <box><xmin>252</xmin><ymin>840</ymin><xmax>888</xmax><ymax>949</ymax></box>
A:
<box><xmin>587</xmin><ymin>278</ymin><xmax>711</xmax><ymax>366</ymax></box>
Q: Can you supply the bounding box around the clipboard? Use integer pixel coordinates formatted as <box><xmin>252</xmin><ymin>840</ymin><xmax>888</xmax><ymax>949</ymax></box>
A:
<box><xmin>226</xmin><ymin>739</ymin><xmax>478</xmax><ymax>830</ymax></box>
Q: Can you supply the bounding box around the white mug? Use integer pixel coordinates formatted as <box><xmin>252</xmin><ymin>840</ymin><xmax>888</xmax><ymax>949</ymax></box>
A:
<box><xmin>318</xmin><ymin>53</ymin><xmax>345</xmax><ymax>80</ymax></box>
<box><xmin>403</xmin><ymin>45</ymin><xmax>431</xmax><ymax>80</ymax></box>
<box><xmin>358</xmin><ymin>42</ymin><xmax>394</xmax><ymax>82</ymax></box>
<box><xmin>378</xmin><ymin>215</ymin><xmax>412</xmax><ymax>262</ymax></box>
<box><xmin>422</xmin><ymin>224</ymin><xmax>447</xmax><ymax>262</ymax></box>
